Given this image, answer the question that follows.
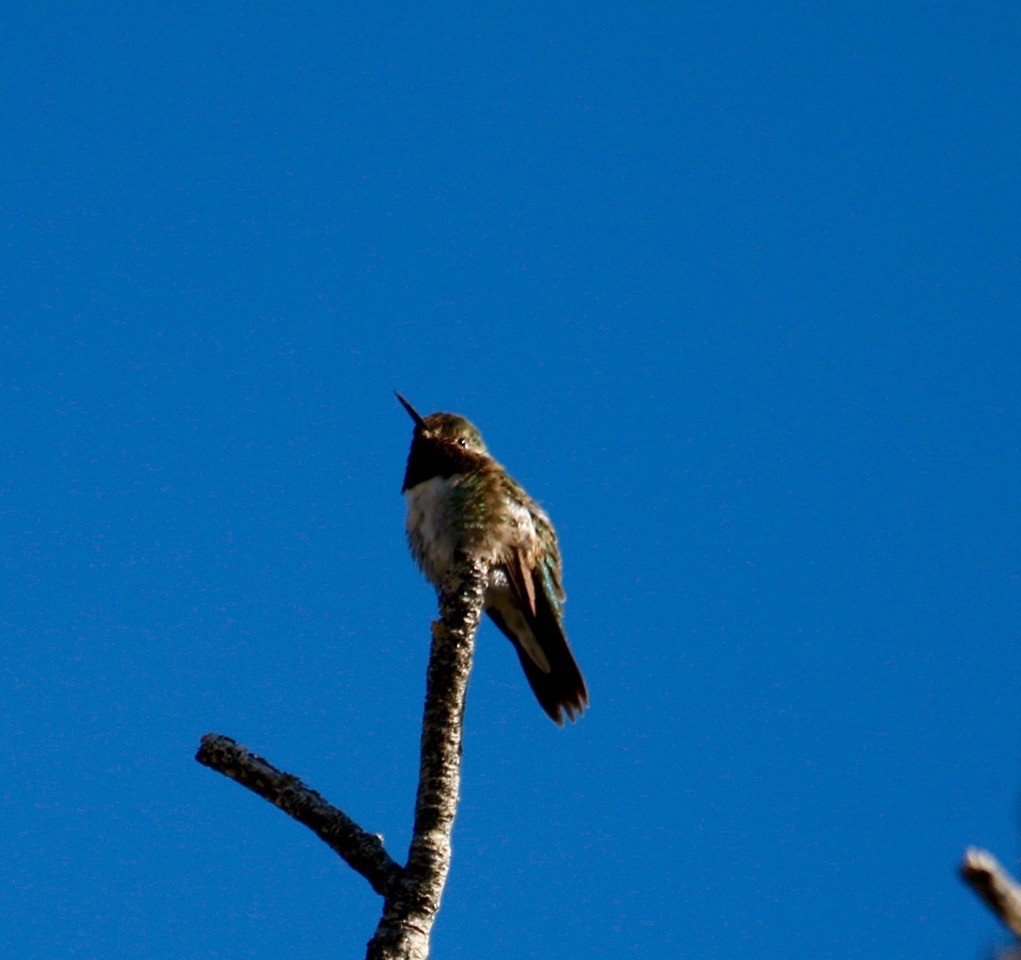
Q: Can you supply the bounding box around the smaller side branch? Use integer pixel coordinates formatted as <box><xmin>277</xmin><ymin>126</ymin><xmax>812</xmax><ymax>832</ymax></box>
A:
<box><xmin>961</xmin><ymin>847</ymin><xmax>1021</xmax><ymax>939</ymax></box>
<box><xmin>197</xmin><ymin>733</ymin><xmax>403</xmax><ymax>896</ymax></box>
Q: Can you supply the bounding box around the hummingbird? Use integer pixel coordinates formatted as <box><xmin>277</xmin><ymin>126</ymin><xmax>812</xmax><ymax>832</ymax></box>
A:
<box><xmin>396</xmin><ymin>393</ymin><xmax>588</xmax><ymax>725</ymax></box>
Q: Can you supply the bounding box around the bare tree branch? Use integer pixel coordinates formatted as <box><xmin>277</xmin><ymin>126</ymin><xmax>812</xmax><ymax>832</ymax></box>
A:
<box><xmin>366</xmin><ymin>553</ymin><xmax>486</xmax><ymax>960</ymax></box>
<box><xmin>196</xmin><ymin>733</ymin><xmax>402</xmax><ymax>896</ymax></box>
<box><xmin>961</xmin><ymin>847</ymin><xmax>1021</xmax><ymax>940</ymax></box>
<box><xmin>197</xmin><ymin>552</ymin><xmax>487</xmax><ymax>960</ymax></box>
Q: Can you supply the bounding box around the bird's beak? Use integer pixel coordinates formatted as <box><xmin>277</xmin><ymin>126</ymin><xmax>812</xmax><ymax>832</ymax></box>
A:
<box><xmin>394</xmin><ymin>392</ymin><xmax>428</xmax><ymax>430</ymax></box>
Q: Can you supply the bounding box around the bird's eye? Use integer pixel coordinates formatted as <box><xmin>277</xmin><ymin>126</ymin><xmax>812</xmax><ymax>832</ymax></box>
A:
<box><xmin>458</xmin><ymin>437</ymin><xmax>468</xmax><ymax>447</ymax></box>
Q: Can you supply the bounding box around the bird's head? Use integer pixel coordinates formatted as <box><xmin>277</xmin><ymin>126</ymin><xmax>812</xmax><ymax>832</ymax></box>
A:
<box><xmin>395</xmin><ymin>392</ymin><xmax>489</xmax><ymax>456</ymax></box>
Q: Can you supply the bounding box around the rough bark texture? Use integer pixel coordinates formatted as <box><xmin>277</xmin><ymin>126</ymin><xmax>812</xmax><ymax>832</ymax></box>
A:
<box><xmin>961</xmin><ymin>847</ymin><xmax>1021</xmax><ymax>940</ymax></box>
<box><xmin>197</xmin><ymin>553</ymin><xmax>486</xmax><ymax>960</ymax></box>
<box><xmin>195</xmin><ymin>733</ymin><xmax>402</xmax><ymax>896</ymax></box>
<box><xmin>365</xmin><ymin>553</ymin><xmax>486</xmax><ymax>960</ymax></box>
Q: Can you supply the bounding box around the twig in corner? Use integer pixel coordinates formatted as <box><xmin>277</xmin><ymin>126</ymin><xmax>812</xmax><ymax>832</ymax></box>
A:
<box><xmin>961</xmin><ymin>846</ymin><xmax>1021</xmax><ymax>940</ymax></box>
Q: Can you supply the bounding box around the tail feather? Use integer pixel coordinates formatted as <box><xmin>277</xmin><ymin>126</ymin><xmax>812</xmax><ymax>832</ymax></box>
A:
<box><xmin>487</xmin><ymin>585</ymin><xmax>588</xmax><ymax>725</ymax></box>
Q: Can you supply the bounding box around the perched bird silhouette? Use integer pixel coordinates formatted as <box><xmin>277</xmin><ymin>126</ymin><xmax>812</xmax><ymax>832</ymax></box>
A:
<box><xmin>397</xmin><ymin>393</ymin><xmax>588</xmax><ymax>724</ymax></box>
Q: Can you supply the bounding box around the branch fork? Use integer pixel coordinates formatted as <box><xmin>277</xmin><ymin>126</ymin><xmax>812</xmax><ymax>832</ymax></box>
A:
<box><xmin>197</xmin><ymin>554</ymin><xmax>487</xmax><ymax>960</ymax></box>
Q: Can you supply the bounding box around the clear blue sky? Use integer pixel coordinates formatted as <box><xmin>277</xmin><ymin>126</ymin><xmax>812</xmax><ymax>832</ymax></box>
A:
<box><xmin>4</xmin><ymin>4</ymin><xmax>1020</xmax><ymax>958</ymax></box>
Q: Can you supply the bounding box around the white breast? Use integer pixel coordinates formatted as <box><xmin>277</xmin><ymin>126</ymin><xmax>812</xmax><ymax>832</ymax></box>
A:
<box><xmin>405</xmin><ymin>474</ymin><xmax>540</xmax><ymax>592</ymax></box>
<box><xmin>404</xmin><ymin>476</ymin><xmax>459</xmax><ymax>586</ymax></box>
